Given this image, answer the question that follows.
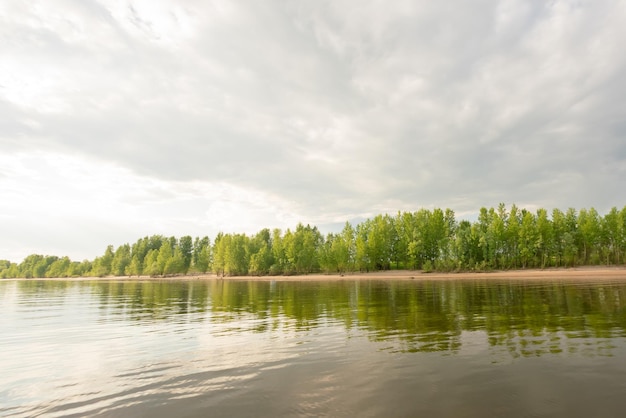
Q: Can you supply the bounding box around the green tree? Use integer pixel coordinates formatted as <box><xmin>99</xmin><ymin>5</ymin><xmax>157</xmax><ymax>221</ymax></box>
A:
<box><xmin>326</xmin><ymin>222</ymin><xmax>356</xmax><ymax>273</ymax></box>
<box><xmin>506</xmin><ymin>204</ymin><xmax>521</xmax><ymax>268</ymax></box>
<box><xmin>126</xmin><ymin>254</ymin><xmax>143</xmax><ymax>276</ymax></box>
<box><xmin>270</xmin><ymin>229</ymin><xmax>286</xmax><ymax>275</ymax></box>
<box><xmin>394</xmin><ymin>212</ymin><xmax>414</xmax><ymax>269</ymax></box>
<box><xmin>111</xmin><ymin>244</ymin><xmax>131</xmax><ymax>276</ymax></box>
<box><xmin>579</xmin><ymin>208</ymin><xmax>601</xmax><ymax>264</ymax></box>
<box><xmin>67</xmin><ymin>261</ymin><xmax>88</xmax><ymax>277</ymax></box>
<box><xmin>225</xmin><ymin>234</ymin><xmax>249</xmax><ymax>276</ymax></box>
<box><xmin>156</xmin><ymin>240</ymin><xmax>174</xmax><ymax>275</ymax></box>
<box><xmin>0</xmin><ymin>260</ymin><xmax>16</xmax><ymax>278</ymax></box>
<box><xmin>518</xmin><ymin>210</ymin><xmax>537</xmax><ymax>268</ymax></box>
<box><xmin>213</xmin><ymin>233</ymin><xmax>227</xmax><ymax>276</ymax></box>
<box><xmin>619</xmin><ymin>206</ymin><xmax>626</xmax><ymax>264</ymax></box>
<box><xmin>192</xmin><ymin>236</ymin><xmax>210</xmax><ymax>272</ymax></box>
<box><xmin>143</xmin><ymin>249</ymin><xmax>160</xmax><ymax>277</ymax></box>
<box><xmin>91</xmin><ymin>245</ymin><xmax>114</xmax><ymax>277</ymax></box>
<box><xmin>6</xmin><ymin>204</ymin><xmax>626</xmax><ymax>279</ymax></box>
<box><xmin>192</xmin><ymin>236</ymin><xmax>211</xmax><ymax>273</ymax></box>
<box><xmin>249</xmin><ymin>243</ymin><xmax>272</xmax><ymax>275</ymax></box>
<box><xmin>249</xmin><ymin>229</ymin><xmax>273</xmax><ymax>275</ymax></box>
<box><xmin>319</xmin><ymin>233</ymin><xmax>337</xmax><ymax>273</ymax></box>
<box><xmin>551</xmin><ymin>208</ymin><xmax>566</xmax><ymax>267</ymax></box>
<box><xmin>179</xmin><ymin>235</ymin><xmax>193</xmax><ymax>274</ymax></box>
<box><xmin>355</xmin><ymin>222</ymin><xmax>370</xmax><ymax>271</ymax></box>
<box><xmin>283</xmin><ymin>224</ymin><xmax>322</xmax><ymax>274</ymax></box>
<box><xmin>453</xmin><ymin>220</ymin><xmax>473</xmax><ymax>269</ymax></box>
<box><xmin>535</xmin><ymin>208</ymin><xmax>553</xmax><ymax>268</ymax></box>
<box><xmin>164</xmin><ymin>247</ymin><xmax>185</xmax><ymax>275</ymax></box>
<box><xmin>46</xmin><ymin>256</ymin><xmax>70</xmax><ymax>278</ymax></box>
<box><xmin>367</xmin><ymin>215</ymin><xmax>392</xmax><ymax>270</ymax></box>
<box><xmin>564</xmin><ymin>208</ymin><xmax>580</xmax><ymax>266</ymax></box>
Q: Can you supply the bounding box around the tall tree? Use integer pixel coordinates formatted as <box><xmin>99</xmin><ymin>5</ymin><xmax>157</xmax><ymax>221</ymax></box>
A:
<box><xmin>143</xmin><ymin>249</ymin><xmax>160</xmax><ymax>276</ymax></box>
<box><xmin>111</xmin><ymin>244</ymin><xmax>131</xmax><ymax>276</ymax></box>
<box><xmin>179</xmin><ymin>236</ymin><xmax>193</xmax><ymax>274</ymax></box>
<box><xmin>46</xmin><ymin>256</ymin><xmax>70</xmax><ymax>278</ymax></box>
<box><xmin>212</xmin><ymin>233</ymin><xmax>226</xmax><ymax>276</ymax></box>
<box><xmin>92</xmin><ymin>245</ymin><xmax>114</xmax><ymax>277</ymax></box>
<box><xmin>535</xmin><ymin>208</ymin><xmax>553</xmax><ymax>268</ymax></box>
<box><xmin>224</xmin><ymin>234</ymin><xmax>249</xmax><ymax>276</ymax></box>
<box><xmin>551</xmin><ymin>208</ymin><xmax>564</xmax><ymax>267</ymax></box>
<box><xmin>192</xmin><ymin>236</ymin><xmax>211</xmax><ymax>273</ymax></box>
<box><xmin>564</xmin><ymin>208</ymin><xmax>580</xmax><ymax>266</ymax></box>
<box><xmin>249</xmin><ymin>229</ymin><xmax>274</xmax><ymax>275</ymax></box>
<box><xmin>579</xmin><ymin>208</ymin><xmax>601</xmax><ymax>265</ymax></box>
<box><xmin>156</xmin><ymin>241</ymin><xmax>175</xmax><ymax>276</ymax></box>
<box><xmin>506</xmin><ymin>204</ymin><xmax>521</xmax><ymax>268</ymax></box>
<box><xmin>518</xmin><ymin>210</ymin><xmax>537</xmax><ymax>268</ymax></box>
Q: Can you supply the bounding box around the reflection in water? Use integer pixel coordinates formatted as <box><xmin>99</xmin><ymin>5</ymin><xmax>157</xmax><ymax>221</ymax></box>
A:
<box><xmin>77</xmin><ymin>278</ymin><xmax>626</xmax><ymax>356</ymax></box>
<box><xmin>2</xmin><ymin>278</ymin><xmax>626</xmax><ymax>417</ymax></box>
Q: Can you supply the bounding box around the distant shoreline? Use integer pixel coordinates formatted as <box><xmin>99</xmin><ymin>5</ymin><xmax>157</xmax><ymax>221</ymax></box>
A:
<box><xmin>6</xmin><ymin>266</ymin><xmax>626</xmax><ymax>282</ymax></box>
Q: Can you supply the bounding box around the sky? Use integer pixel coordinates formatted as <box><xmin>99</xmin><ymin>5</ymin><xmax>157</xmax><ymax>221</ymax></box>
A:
<box><xmin>1</xmin><ymin>0</ymin><xmax>625</xmax><ymax>262</ymax></box>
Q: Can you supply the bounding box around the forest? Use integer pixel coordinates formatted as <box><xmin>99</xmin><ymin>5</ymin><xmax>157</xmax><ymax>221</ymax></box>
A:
<box><xmin>2</xmin><ymin>204</ymin><xmax>626</xmax><ymax>279</ymax></box>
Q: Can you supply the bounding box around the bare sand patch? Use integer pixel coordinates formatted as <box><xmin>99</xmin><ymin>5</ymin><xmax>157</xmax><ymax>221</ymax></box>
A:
<box><xmin>213</xmin><ymin>266</ymin><xmax>626</xmax><ymax>282</ymax></box>
<box><xmin>8</xmin><ymin>266</ymin><xmax>626</xmax><ymax>282</ymax></box>
<box><xmin>163</xmin><ymin>266</ymin><xmax>626</xmax><ymax>282</ymax></box>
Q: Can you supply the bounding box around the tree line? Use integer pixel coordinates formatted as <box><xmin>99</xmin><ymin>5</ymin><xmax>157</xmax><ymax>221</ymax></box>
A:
<box><xmin>2</xmin><ymin>204</ymin><xmax>626</xmax><ymax>279</ymax></box>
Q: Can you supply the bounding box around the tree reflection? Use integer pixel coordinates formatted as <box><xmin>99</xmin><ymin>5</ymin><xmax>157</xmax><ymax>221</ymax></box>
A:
<box><xmin>16</xmin><ymin>278</ymin><xmax>626</xmax><ymax>356</ymax></box>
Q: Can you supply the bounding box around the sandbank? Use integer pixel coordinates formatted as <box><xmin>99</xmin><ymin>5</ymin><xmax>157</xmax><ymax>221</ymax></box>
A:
<box><xmin>5</xmin><ymin>266</ymin><xmax>626</xmax><ymax>282</ymax></box>
<box><xmin>15</xmin><ymin>266</ymin><xmax>623</xmax><ymax>282</ymax></box>
<box><xmin>206</xmin><ymin>266</ymin><xmax>626</xmax><ymax>282</ymax></box>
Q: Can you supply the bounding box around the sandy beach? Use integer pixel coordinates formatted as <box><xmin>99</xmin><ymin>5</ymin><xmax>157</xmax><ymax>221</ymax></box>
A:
<box><xmin>42</xmin><ymin>266</ymin><xmax>622</xmax><ymax>282</ymax></box>
<box><xmin>8</xmin><ymin>266</ymin><xmax>626</xmax><ymax>282</ymax></box>
<box><xmin>208</xmin><ymin>266</ymin><xmax>626</xmax><ymax>281</ymax></box>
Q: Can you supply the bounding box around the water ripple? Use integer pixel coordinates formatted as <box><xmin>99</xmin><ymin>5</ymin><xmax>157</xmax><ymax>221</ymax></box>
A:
<box><xmin>3</xmin><ymin>279</ymin><xmax>626</xmax><ymax>417</ymax></box>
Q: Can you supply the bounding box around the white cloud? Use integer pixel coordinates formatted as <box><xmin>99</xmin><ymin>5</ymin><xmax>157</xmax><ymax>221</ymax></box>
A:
<box><xmin>1</xmin><ymin>0</ymin><xmax>625</xmax><ymax>261</ymax></box>
<box><xmin>0</xmin><ymin>152</ymin><xmax>303</xmax><ymax>261</ymax></box>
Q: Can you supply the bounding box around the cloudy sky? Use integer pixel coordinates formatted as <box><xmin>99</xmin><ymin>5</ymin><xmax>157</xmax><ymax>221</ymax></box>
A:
<box><xmin>1</xmin><ymin>0</ymin><xmax>625</xmax><ymax>262</ymax></box>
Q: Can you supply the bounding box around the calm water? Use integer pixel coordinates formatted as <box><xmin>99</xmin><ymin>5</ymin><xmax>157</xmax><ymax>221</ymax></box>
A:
<box><xmin>2</xmin><ymin>278</ymin><xmax>626</xmax><ymax>417</ymax></box>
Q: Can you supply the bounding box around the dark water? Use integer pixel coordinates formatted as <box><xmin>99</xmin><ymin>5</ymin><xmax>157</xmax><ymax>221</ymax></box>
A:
<box><xmin>2</xmin><ymin>278</ymin><xmax>626</xmax><ymax>417</ymax></box>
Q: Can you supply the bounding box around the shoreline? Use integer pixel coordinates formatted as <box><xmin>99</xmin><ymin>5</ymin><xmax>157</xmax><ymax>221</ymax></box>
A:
<box><xmin>6</xmin><ymin>266</ymin><xmax>626</xmax><ymax>282</ymax></box>
<box><xmin>212</xmin><ymin>266</ymin><xmax>626</xmax><ymax>281</ymax></box>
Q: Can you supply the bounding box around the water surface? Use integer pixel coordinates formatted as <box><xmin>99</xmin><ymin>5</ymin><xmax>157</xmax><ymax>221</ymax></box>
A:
<box><xmin>2</xmin><ymin>278</ymin><xmax>626</xmax><ymax>417</ymax></box>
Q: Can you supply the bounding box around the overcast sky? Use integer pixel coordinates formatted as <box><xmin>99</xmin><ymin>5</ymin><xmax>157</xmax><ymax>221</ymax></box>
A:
<box><xmin>1</xmin><ymin>0</ymin><xmax>625</xmax><ymax>262</ymax></box>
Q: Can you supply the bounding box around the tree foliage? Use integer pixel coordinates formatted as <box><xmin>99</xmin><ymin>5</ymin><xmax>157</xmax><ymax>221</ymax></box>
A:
<box><xmin>3</xmin><ymin>204</ymin><xmax>626</xmax><ymax>279</ymax></box>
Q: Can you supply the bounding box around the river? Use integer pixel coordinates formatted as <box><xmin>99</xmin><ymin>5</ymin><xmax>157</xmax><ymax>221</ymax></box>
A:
<box><xmin>2</xmin><ymin>277</ymin><xmax>626</xmax><ymax>417</ymax></box>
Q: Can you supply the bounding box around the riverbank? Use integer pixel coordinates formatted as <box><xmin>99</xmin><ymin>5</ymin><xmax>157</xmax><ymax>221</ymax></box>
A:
<box><xmin>10</xmin><ymin>266</ymin><xmax>626</xmax><ymax>281</ymax></box>
<box><xmin>210</xmin><ymin>266</ymin><xmax>626</xmax><ymax>281</ymax></box>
